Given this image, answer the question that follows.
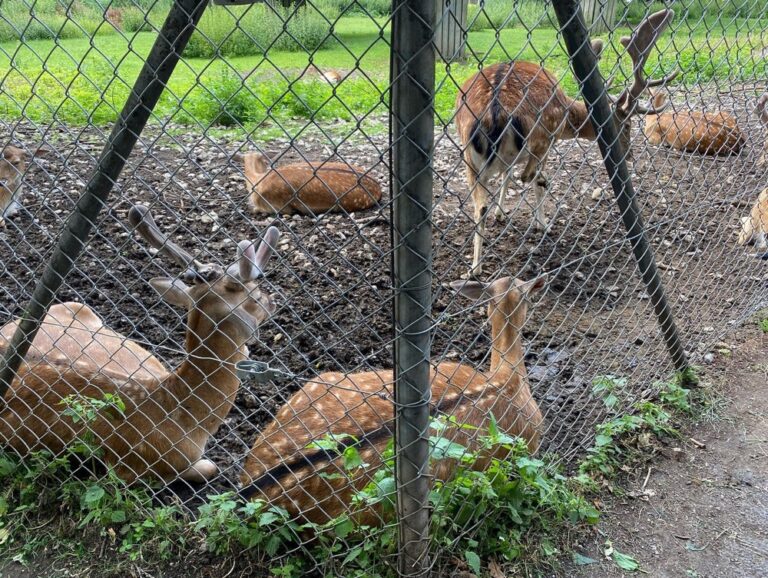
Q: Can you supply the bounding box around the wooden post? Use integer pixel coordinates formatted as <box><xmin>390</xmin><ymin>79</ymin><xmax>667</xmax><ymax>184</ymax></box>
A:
<box><xmin>434</xmin><ymin>0</ymin><xmax>468</xmax><ymax>62</ymax></box>
<box><xmin>581</xmin><ymin>0</ymin><xmax>617</xmax><ymax>34</ymax></box>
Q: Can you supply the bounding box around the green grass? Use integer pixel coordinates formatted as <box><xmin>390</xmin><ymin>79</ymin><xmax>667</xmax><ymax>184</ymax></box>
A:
<box><xmin>0</xmin><ymin>7</ymin><xmax>765</xmax><ymax>131</ymax></box>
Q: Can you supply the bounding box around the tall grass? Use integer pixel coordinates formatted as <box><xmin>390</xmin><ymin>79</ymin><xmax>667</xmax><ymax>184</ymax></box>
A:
<box><xmin>184</xmin><ymin>3</ymin><xmax>339</xmax><ymax>58</ymax></box>
<box><xmin>0</xmin><ymin>0</ymin><xmax>173</xmax><ymax>42</ymax></box>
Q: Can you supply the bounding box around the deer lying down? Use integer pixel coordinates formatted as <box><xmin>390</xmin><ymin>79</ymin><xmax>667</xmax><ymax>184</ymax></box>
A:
<box><xmin>0</xmin><ymin>205</ymin><xmax>280</xmax><ymax>484</ymax></box>
<box><xmin>738</xmin><ymin>188</ymin><xmax>768</xmax><ymax>251</ymax></box>
<box><xmin>455</xmin><ymin>9</ymin><xmax>678</xmax><ymax>276</ymax></box>
<box><xmin>239</xmin><ymin>274</ymin><xmax>546</xmax><ymax>526</ymax></box>
<box><xmin>0</xmin><ymin>145</ymin><xmax>48</xmax><ymax>224</ymax></box>
<box><xmin>236</xmin><ymin>151</ymin><xmax>382</xmax><ymax>215</ymax></box>
<box><xmin>643</xmin><ymin>91</ymin><xmax>745</xmax><ymax>155</ymax></box>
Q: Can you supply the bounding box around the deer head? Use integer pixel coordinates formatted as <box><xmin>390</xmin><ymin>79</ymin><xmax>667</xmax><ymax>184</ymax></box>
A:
<box><xmin>128</xmin><ymin>204</ymin><xmax>279</xmax><ymax>344</ymax></box>
<box><xmin>607</xmin><ymin>9</ymin><xmax>680</xmax><ymax>155</ymax></box>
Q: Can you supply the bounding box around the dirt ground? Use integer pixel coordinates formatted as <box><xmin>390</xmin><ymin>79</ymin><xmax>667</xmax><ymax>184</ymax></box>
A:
<box><xmin>565</xmin><ymin>323</ymin><xmax>768</xmax><ymax>578</ymax></box>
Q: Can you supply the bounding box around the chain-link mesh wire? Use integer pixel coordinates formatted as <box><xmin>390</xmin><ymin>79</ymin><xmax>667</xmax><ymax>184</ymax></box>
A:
<box><xmin>0</xmin><ymin>0</ymin><xmax>766</xmax><ymax>574</ymax></box>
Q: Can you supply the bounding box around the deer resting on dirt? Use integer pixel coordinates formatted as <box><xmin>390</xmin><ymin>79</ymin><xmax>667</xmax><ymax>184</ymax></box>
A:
<box><xmin>454</xmin><ymin>9</ymin><xmax>678</xmax><ymax>276</ymax></box>
<box><xmin>0</xmin><ymin>204</ymin><xmax>279</xmax><ymax>483</ymax></box>
<box><xmin>737</xmin><ymin>188</ymin><xmax>768</xmax><ymax>251</ymax></box>
<box><xmin>236</xmin><ymin>151</ymin><xmax>382</xmax><ymax>215</ymax></box>
<box><xmin>0</xmin><ymin>144</ymin><xmax>48</xmax><ymax>225</ymax></box>
<box><xmin>642</xmin><ymin>91</ymin><xmax>745</xmax><ymax>155</ymax></box>
<box><xmin>239</xmin><ymin>274</ymin><xmax>546</xmax><ymax>526</ymax></box>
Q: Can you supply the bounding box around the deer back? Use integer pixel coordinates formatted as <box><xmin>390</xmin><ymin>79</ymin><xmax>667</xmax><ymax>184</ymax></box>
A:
<box><xmin>455</xmin><ymin>61</ymin><xmax>573</xmax><ymax>162</ymax></box>
<box><xmin>244</xmin><ymin>154</ymin><xmax>382</xmax><ymax>214</ymax></box>
<box><xmin>240</xmin><ymin>361</ymin><xmax>541</xmax><ymax>526</ymax></box>
<box><xmin>0</xmin><ymin>302</ymin><xmax>168</xmax><ymax>383</ymax></box>
<box><xmin>644</xmin><ymin>109</ymin><xmax>744</xmax><ymax>155</ymax></box>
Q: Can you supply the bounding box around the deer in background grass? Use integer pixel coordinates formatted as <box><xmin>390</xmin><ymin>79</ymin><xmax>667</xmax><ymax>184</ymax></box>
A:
<box><xmin>642</xmin><ymin>90</ymin><xmax>745</xmax><ymax>155</ymax></box>
<box><xmin>239</xmin><ymin>274</ymin><xmax>546</xmax><ymax>526</ymax></box>
<box><xmin>235</xmin><ymin>151</ymin><xmax>382</xmax><ymax>215</ymax></box>
<box><xmin>0</xmin><ymin>205</ymin><xmax>279</xmax><ymax>483</ymax></box>
<box><xmin>455</xmin><ymin>9</ymin><xmax>678</xmax><ymax>276</ymax></box>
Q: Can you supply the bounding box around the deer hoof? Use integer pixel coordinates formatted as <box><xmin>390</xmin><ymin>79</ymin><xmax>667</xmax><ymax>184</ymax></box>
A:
<box><xmin>535</xmin><ymin>219</ymin><xmax>552</xmax><ymax>234</ymax></box>
<box><xmin>181</xmin><ymin>459</ymin><xmax>218</xmax><ymax>482</ymax></box>
<box><xmin>493</xmin><ymin>207</ymin><xmax>508</xmax><ymax>222</ymax></box>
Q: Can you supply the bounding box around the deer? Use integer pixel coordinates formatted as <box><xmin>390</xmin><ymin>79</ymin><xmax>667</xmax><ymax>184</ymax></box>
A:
<box><xmin>642</xmin><ymin>90</ymin><xmax>745</xmax><ymax>155</ymax></box>
<box><xmin>0</xmin><ymin>204</ymin><xmax>280</xmax><ymax>484</ymax></box>
<box><xmin>757</xmin><ymin>93</ymin><xmax>768</xmax><ymax>167</ymax></box>
<box><xmin>239</xmin><ymin>273</ymin><xmax>546</xmax><ymax>527</ymax></box>
<box><xmin>0</xmin><ymin>144</ymin><xmax>48</xmax><ymax>225</ymax></box>
<box><xmin>235</xmin><ymin>151</ymin><xmax>382</xmax><ymax>215</ymax></box>
<box><xmin>737</xmin><ymin>188</ymin><xmax>768</xmax><ymax>252</ymax></box>
<box><xmin>454</xmin><ymin>8</ymin><xmax>678</xmax><ymax>276</ymax></box>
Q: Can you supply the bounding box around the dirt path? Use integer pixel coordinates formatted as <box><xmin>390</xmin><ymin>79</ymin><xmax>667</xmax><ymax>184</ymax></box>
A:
<box><xmin>567</xmin><ymin>325</ymin><xmax>768</xmax><ymax>578</ymax></box>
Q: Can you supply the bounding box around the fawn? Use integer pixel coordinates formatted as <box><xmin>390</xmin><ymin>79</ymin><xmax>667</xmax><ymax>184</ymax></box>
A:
<box><xmin>239</xmin><ymin>274</ymin><xmax>546</xmax><ymax>526</ymax></box>
<box><xmin>0</xmin><ymin>204</ymin><xmax>279</xmax><ymax>483</ymax></box>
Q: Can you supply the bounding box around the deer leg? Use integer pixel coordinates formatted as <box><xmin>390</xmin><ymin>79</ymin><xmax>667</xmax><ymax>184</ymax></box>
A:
<box><xmin>494</xmin><ymin>165</ymin><xmax>515</xmax><ymax>221</ymax></box>
<box><xmin>755</xmin><ymin>231</ymin><xmax>767</xmax><ymax>252</ymax></box>
<box><xmin>466</xmin><ymin>164</ymin><xmax>490</xmax><ymax>277</ymax></box>
<box><xmin>180</xmin><ymin>458</ymin><xmax>218</xmax><ymax>482</ymax></box>
<box><xmin>520</xmin><ymin>153</ymin><xmax>551</xmax><ymax>233</ymax></box>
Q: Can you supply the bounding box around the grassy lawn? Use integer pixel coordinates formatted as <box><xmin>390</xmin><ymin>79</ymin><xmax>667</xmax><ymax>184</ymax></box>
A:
<box><xmin>0</xmin><ymin>11</ymin><xmax>766</xmax><ymax>133</ymax></box>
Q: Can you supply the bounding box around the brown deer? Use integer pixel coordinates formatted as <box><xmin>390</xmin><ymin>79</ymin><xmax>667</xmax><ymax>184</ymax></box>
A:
<box><xmin>737</xmin><ymin>188</ymin><xmax>768</xmax><ymax>251</ymax></box>
<box><xmin>757</xmin><ymin>93</ymin><xmax>768</xmax><ymax>167</ymax></box>
<box><xmin>235</xmin><ymin>151</ymin><xmax>382</xmax><ymax>215</ymax></box>
<box><xmin>0</xmin><ymin>204</ymin><xmax>280</xmax><ymax>484</ymax></box>
<box><xmin>643</xmin><ymin>91</ymin><xmax>745</xmax><ymax>155</ymax></box>
<box><xmin>239</xmin><ymin>274</ymin><xmax>546</xmax><ymax>526</ymax></box>
<box><xmin>455</xmin><ymin>9</ymin><xmax>678</xmax><ymax>276</ymax></box>
<box><xmin>0</xmin><ymin>145</ymin><xmax>48</xmax><ymax>225</ymax></box>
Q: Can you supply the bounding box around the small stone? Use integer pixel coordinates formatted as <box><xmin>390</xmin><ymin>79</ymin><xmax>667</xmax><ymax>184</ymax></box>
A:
<box><xmin>703</xmin><ymin>353</ymin><xmax>715</xmax><ymax>364</ymax></box>
<box><xmin>591</xmin><ymin>187</ymin><xmax>603</xmax><ymax>200</ymax></box>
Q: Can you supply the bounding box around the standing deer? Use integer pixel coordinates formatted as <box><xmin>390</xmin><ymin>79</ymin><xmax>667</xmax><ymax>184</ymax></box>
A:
<box><xmin>236</xmin><ymin>151</ymin><xmax>382</xmax><ymax>215</ymax></box>
<box><xmin>455</xmin><ymin>9</ymin><xmax>678</xmax><ymax>275</ymax></box>
<box><xmin>0</xmin><ymin>145</ymin><xmax>48</xmax><ymax>224</ymax></box>
<box><xmin>643</xmin><ymin>90</ymin><xmax>745</xmax><ymax>155</ymax></box>
<box><xmin>240</xmin><ymin>274</ymin><xmax>546</xmax><ymax>526</ymax></box>
<box><xmin>0</xmin><ymin>205</ymin><xmax>280</xmax><ymax>483</ymax></box>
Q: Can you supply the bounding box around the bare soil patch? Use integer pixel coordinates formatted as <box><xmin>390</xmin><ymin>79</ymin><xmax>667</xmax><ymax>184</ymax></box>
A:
<box><xmin>566</xmin><ymin>323</ymin><xmax>768</xmax><ymax>578</ymax></box>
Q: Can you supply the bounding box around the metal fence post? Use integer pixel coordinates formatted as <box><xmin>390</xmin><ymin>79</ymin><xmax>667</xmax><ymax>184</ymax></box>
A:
<box><xmin>0</xmin><ymin>0</ymin><xmax>208</xmax><ymax>399</ymax></box>
<box><xmin>552</xmin><ymin>0</ymin><xmax>692</xmax><ymax>381</ymax></box>
<box><xmin>390</xmin><ymin>0</ymin><xmax>436</xmax><ymax>575</ymax></box>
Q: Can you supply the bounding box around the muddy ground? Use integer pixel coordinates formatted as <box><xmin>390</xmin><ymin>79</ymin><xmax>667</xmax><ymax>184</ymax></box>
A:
<box><xmin>0</xmin><ymin>82</ymin><xmax>766</xmax><ymax>507</ymax></box>
<box><xmin>565</xmin><ymin>321</ymin><xmax>768</xmax><ymax>578</ymax></box>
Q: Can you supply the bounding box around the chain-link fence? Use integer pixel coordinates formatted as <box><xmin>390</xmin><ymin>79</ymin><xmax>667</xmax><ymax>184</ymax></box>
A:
<box><xmin>0</xmin><ymin>0</ymin><xmax>766</xmax><ymax>575</ymax></box>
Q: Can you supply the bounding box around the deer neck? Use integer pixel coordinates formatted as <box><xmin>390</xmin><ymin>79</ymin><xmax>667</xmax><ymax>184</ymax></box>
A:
<box><xmin>559</xmin><ymin>99</ymin><xmax>597</xmax><ymax>141</ymax></box>
<box><xmin>166</xmin><ymin>310</ymin><xmax>249</xmax><ymax>428</ymax></box>
<box><xmin>486</xmin><ymin>303</ymin><xmax>527</xmax><ymax>391</ymax></box>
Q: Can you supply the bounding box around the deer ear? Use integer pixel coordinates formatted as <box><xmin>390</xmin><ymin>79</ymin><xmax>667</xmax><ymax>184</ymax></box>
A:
<box><xmin>149</xmin><ymin>278</ymin><xmax>193</xmax><ymax>309</ymax></box>
<box><xmin>449</xmin><ymin>280</ymin><xmax>488</xmax><ymax>301</ymax></box>
<box><xmin>591</xmin><ymin>39</ymin><xmax>604</xmax><ymax>59</ymax></box>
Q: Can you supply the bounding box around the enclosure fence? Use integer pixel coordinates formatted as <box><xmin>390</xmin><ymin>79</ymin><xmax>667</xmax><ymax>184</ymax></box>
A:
<box><xmin>0</xmin><ymin>0</ymin><xmax>766</xmax><ymax>575</ymax></box>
